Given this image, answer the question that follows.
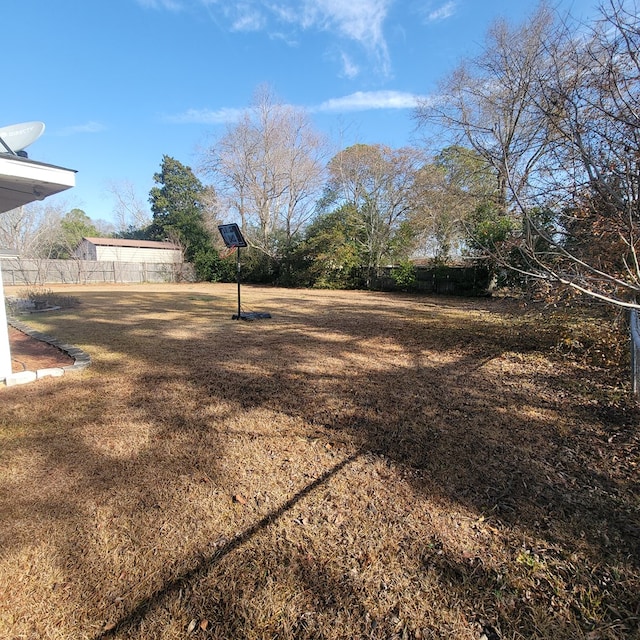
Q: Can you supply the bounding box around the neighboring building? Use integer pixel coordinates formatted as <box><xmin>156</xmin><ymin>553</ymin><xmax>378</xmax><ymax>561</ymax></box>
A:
<box><xmin>75</xmin><ymin>237</ymin><xmax>183</xmax><ymax>263</ymax></box>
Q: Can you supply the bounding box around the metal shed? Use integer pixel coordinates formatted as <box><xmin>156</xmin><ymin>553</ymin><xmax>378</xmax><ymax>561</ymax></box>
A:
<box><xmin>75</xmin><ymin>237</ymin><xmax>183</xmax><ymax>263</ymax></box>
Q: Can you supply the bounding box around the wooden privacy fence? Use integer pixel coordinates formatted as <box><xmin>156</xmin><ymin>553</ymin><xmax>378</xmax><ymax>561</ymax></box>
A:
<box><xmin>368</xmin><ymin>265</ymin><xmax>493</xmax><ymax>296</ymax></box>
<box><xmin>0</xmin><ymin>258</ymin><xmax>195</xmax><ymax>286</ymax></box>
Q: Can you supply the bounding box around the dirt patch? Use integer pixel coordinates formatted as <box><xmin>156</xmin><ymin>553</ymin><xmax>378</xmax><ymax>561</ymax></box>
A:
<box><xmin>8</xmin><ymin>325</ymin><xmax>74</xmax><ymax>373</ymax></box>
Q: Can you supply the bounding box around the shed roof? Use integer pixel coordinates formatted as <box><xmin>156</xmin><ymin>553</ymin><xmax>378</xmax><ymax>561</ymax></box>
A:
<box><xmin>82</xmin><ymin>237</ymin><xmax>181</xmax><ymax>250</ymax></box>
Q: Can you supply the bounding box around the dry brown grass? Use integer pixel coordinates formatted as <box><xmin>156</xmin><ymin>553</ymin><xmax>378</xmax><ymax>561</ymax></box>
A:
<box><xmin>1</xmin><ymin>283</ymin><xmax>638</xmax><ymax>640</ymax></box>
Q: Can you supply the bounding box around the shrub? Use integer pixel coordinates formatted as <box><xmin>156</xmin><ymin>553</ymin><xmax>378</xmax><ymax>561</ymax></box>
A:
<box><xmin>18</xmin><ymin>287</ymin><xmax>80</xmax><ymax>310</ymax></box>
<box><xmin>392</xmin><ymin>261</ymin><xmax>417</xmax><ymax>291</ymax></box>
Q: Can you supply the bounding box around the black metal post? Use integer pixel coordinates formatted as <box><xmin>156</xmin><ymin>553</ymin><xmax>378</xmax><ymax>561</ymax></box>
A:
<box><xmin>236</xmin><ymin>246</ymin><xmax>241</xmax><ymax>320</ymax></box>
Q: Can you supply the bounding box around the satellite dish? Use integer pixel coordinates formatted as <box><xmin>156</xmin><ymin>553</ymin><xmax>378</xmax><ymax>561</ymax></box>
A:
<box><xmin>0</xmin><ymin>121</ymin><xmax>45</xmax><ymax>154</ymax></box>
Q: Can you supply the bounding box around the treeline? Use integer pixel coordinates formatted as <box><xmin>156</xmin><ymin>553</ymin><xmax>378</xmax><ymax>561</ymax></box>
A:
<box><xmin>4</xmin><ymin>1</ymin><xmax>639</xmax><ymax>307</ymax></box>
<box><xmin>120</xmin><ymin>0</ymin><xmax>640</xmax><ymax>308</ymax></box>
<box><xmin>118</xmin><ymin>145</ymin><xmax>496</xmax><ymax>290</ymax></box>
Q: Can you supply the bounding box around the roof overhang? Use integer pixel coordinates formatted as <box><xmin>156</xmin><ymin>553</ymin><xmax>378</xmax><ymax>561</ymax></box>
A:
<box><xmin>0</xmin><ymin>153</ymin><xmax>76</xmax><ymax>213</ymax></box>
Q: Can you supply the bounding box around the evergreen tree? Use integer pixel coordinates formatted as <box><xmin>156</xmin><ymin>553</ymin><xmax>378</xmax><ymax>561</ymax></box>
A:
<box><xmin>149</xmin><ymin>155</ymin><xmax>224</xmax><ymax>281</ymax></box>
<box><xmin>297</xmin><ymin>204</ymin><xmax>363</xmax><ymax>289</ymax></box>
<box><xmin>51</xmin><ymin>209</ymin><xmax>100</xmax><ymax>259</ymax></box>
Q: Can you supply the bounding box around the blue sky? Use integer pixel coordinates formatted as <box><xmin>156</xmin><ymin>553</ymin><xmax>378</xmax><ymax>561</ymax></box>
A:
<box><xmin>4</xmin><ymin>0</ymin><xmax>599</xmax><ymax>226</ymax></box>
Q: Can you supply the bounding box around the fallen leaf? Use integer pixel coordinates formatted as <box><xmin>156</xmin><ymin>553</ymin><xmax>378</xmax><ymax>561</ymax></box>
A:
<box><xmin>187</xmin><ymin>618</ymin><xmax>198</xmax><ymax>633</ymax></box>
<box><xmin>200</xmin><ymin>619</ymin><xmax>209</xmax><ymax>630</ymax></box>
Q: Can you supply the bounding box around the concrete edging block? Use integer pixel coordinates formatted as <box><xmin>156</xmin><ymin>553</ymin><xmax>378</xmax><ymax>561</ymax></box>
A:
<box><xmin>36</xmin><ymin>368</ymin><xmax>66</xmax><ymax>379</ymax></box>
<box><xmin>6</xmin><ymin>317</ymin><xmax>92</xmax><ymax>387</ymax></box>
<box><xmin>5</xmin><ymin>371</ymin><xmax>38</xmax><ymax>386</ymax></box>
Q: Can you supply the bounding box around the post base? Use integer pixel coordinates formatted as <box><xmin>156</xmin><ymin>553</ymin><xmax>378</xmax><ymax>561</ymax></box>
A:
<box><xmin>232</xmin><ymin>312</ymin><xmax>272</xmax><ymax>321</ymax></box>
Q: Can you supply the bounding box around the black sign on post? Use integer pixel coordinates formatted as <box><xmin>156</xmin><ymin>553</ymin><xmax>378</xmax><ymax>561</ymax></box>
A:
<box><xmin>217</xmin><ymin>223</ymin><xmax>271</xmax><ymax>321</ymax></box>
<box><xmin>218</xmin><ymin>223</ymin><xmax>247</xmax><ymax>249</ymax></box>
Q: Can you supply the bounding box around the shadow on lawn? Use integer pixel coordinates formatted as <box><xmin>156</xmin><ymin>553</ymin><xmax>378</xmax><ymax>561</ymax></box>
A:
<box><xmin>93</xmin><ymin>452</ymin><xmax>362</xmax><ymax>638</ymax></box>
<box><xmin>3</xmin><ymin>287</ymin><xmax>638</xmax><ymax>637</ymax></box>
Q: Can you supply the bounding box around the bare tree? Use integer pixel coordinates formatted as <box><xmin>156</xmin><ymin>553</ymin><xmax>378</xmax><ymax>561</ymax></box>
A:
<box><xmin>411</xmin><ymin>146</ymin><xmax>496</xmax><ymax>262</ymax></box>
<box><xmin>106</xmin><ymin>180</ymin><xmax>151</xmax><ymax>235</ymax></box>
<box><xmin>416</xmin><ymin>5</ymin><xmax>555</xmax><ymax>212</ymax></box>
<box><xmin>198</xmin><ymin>185</ymin><xmax>223</xmax><ymax>238</ymax></box>
<box><xmin>203</xmin><ymin>85</ymin><xmax>327</xmax><ymax>258</ymax></box>
<box><xmin>485</xmin><ymin>0</ymin><xmax>640</xmax><ymax>308</ymax></box>
<box><xmin>416</xmin><ymin>0</ymin><xmax>640</xmax><ymax>309</ymax></box>
<box><xmin>326</xmin><ymin>143</ymin><xmax>423</xmax><ymax>276</ymax></box>
<box><xmin>0</xmin><ymin>202</ymin><xmax>64</xmax><ymax>258</ymax></box>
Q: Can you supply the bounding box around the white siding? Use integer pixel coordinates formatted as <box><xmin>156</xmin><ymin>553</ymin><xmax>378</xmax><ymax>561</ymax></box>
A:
<box><xmin>94</xmin><ymin>245</ymin><xmax>182</xmax><ymax>263</ymax></box>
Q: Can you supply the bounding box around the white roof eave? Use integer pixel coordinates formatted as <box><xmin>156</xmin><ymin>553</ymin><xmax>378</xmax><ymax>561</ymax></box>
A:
<box><xmin>0</xmin><ymin>153</ymin><xmax>76</xmax><ymax>213</ymax></box>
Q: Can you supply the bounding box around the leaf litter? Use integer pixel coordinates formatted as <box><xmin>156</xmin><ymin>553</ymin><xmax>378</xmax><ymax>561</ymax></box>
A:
<box><xmin>0</xmin><ymin>283</ymin><xmax>638</xmax><ymax>639</ymax></box>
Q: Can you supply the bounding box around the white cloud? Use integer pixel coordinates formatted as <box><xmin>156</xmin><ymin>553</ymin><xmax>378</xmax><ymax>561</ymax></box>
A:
<box><xmin>300</xmin><ymin>0</ymin><xmax>388</xmax><ymax>41</ymax></box>
<box><xmin>165</xmin><ymin>90</ymin><xmax>429</xmax><ymax>128</ymax></box>
<box><xmin>314</xmin><ymin>90</ymin><xmax>427</xmax><ymax>113</ymax></box>
<box><xmin>230</xmin><ymin>5</ymin><xmax>266</xmax><ymax>31</ymax></box>
<box><xmin>426</xmin><ymin>1</ymin><xmax>456</xmax><ymax>23</ymax></box>
<box><xmin>163</xmin><ymin>107</ymin><xmax>244</xmax><ymax>124</ymax></box>
<box><xmin>299</xmin><ymin>0</ymin><xmax>392</xmax><ymax>74</ymax></box>
<box><xmin>269</xmin><ymin>30</ymin><xmax>300</xmax><ymax>46</ymax></box>
<box><xmin>339</xmin><ymin>52</ymin><xmax>360</xmax><ymax>79</ymax></box>
<box><xmin>136</xmin><ymin>0</ymin><xmax>183</xmax><ymax>11</ymax></box>
<box><xmin>268</xmin><ymin>2</ymin><xmax>298</xmax><ymax>23</ymax></box>
<box><xmin>139</xmin><ymin>0</ymin><xmax>393</xmax><ymax>76</ymax></box>
<box><xmin>54</xmin><ymin>122</ymin><xmax>106</xmax><ymax>136</ymax></box>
